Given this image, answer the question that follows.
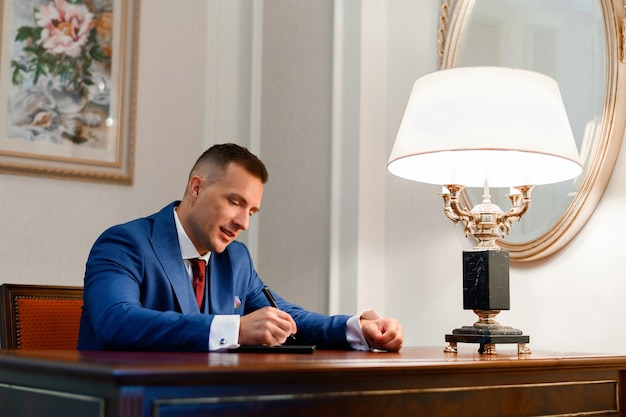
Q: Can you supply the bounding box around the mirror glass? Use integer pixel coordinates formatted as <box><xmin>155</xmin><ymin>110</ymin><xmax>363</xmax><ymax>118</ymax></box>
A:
<box><xmin>440</xmin><ymin>0</ymin><xmax>624</xmax><ymax>261</ymax></box>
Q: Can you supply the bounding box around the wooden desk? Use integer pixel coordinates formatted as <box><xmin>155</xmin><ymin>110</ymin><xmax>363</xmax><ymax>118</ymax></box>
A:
<box><xmin>0</xmin><ymin>347</ymin><xmax>624</xmax><ymax>417</ymax></box>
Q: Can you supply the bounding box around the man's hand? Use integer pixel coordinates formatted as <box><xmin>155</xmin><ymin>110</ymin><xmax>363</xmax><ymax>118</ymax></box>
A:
<box><xmin>239</xmin><ymin>307</ymin><xmax>297</xmax><ymax>346</ymax></box>
<box><xmin>360</xmin><ymin>317</ymin><xmax>404</xmax><ymax>352</ymax></box>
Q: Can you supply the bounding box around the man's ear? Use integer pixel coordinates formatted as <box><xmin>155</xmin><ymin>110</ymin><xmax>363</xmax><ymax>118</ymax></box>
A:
<box><xmin>188</xmin><ymin>176</ymin><xmax>204</xmax><ymax>197</ymax></box>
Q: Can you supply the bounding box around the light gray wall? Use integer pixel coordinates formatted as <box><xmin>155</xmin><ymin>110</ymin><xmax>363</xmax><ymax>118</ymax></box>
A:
<box><xmin>256</xmin><ymin>1</ymin><xmax>333</xmax><ymax>312</ymax></box>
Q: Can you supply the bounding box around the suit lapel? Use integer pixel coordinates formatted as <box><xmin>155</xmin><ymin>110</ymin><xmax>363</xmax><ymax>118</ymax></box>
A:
<box><xmin>150</xmin><ymin>203</ymin><xmax>197</xmax><ymax>314</ymax></box>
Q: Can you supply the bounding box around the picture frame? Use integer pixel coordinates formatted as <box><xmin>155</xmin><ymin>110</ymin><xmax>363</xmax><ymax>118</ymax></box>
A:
<box><xmin>0</xmin><ymin>0</ymin><xmax>139</xmax><ymax>184</ymax></box>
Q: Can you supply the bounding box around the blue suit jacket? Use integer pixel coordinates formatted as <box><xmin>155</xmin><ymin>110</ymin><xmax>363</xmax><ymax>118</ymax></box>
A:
<box><xmin>78</xmin><ymin>202</ymin><xmax>351</xmax><ymax>351</ymax></box>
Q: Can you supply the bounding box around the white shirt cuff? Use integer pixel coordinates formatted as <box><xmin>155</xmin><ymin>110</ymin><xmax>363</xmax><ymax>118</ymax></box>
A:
<box><xmin>208</xmin><ymin>315</ymin><xmax>240</xmax><ymax>351</ymax></box>
<box><xmin>345</xmin><ymin>309</ymin><xmax>381</xmax><ymax>351</ymax></box>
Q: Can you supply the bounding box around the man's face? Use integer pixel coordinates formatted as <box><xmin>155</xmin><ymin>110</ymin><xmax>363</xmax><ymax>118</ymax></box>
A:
<box><xmin>182</xmin><ymin>162</ymin><xmax>263</xmax><ymax>254</ymax></box>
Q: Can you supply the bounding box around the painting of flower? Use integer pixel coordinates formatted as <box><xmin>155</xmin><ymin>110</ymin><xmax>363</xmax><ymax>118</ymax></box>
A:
<box><xmin>8</xmin><ymin>0</ymin><xmax>111</xmax><ymax>145</ymax></box>
<box><xmin>11</xmin><ymin>0</ymin><xmax>109</xmax><ymax>96</ymax></box>
<box><xmin>0</xmin><ymin>0</ymin><xmax>139</xmax><ymax>184</ymax></box>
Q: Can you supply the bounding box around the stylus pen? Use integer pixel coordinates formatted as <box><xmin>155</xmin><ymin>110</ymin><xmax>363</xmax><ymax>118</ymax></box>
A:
<box><xmin>262</xmin><ymin>286</ymin><xmax>297</xmax><ymax>341</ymax></box>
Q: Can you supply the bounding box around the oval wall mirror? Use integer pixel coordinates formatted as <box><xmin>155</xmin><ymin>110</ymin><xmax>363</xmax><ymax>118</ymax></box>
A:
<box><xmin>438</xmin><ymin>0</ymin><xmax>626</xmax><ymax>261</ymax></box>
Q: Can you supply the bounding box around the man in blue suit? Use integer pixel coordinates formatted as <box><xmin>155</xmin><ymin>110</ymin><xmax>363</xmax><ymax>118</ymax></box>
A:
<box><xmin>78</xmin><ymin>143</ymin><xmax>403</xmax><ymax>352</ymax></box>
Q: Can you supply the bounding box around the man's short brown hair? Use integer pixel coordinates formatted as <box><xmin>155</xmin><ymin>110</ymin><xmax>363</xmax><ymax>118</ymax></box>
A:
<box><xmin>190</xmin><ymin>143</ymin><xmax>269</xmax><ymax>185</ymax></box>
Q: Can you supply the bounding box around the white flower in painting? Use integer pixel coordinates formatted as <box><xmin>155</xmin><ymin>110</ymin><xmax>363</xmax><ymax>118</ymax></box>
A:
<box><xmin>36</xmin><ymin>0</ymin><xmax>94</xmax><ymax>58</ymax></box>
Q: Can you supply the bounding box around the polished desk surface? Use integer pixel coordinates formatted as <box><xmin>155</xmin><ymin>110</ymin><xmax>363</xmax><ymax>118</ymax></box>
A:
<box><xmin>0</xmin><ymin>346</ymin><xmax>624</xmax><ymax>383</ymax></box>
<box><xmin>1</xmin><ymin>347</ymin><xmax>625</xmax><ymax>416</ymax></box>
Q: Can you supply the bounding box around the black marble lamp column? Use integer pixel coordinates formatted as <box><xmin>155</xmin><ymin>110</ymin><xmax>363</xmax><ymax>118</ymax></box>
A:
<box><xmin>462</xmin><ymin>250</ymin><xmax>510</xmax><ymax>310</ymax></box>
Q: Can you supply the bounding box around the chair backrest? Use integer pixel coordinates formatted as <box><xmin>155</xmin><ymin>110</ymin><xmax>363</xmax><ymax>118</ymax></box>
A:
<box><xmin>0</xmin><ymin>284</ymin><xmax>83</xmax><ymax>349</ymax></box>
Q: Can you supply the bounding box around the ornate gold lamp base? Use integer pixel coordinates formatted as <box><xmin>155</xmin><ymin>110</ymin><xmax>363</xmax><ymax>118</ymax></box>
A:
<box><xmin>444</xmin><ymin>310</ymin><xmax>531</xmax><ymax>354</ymax></box>
<box><xmin>437</xmin><ymin>185</ymin><xmax>534</xmax><ymax>354</ymax></box>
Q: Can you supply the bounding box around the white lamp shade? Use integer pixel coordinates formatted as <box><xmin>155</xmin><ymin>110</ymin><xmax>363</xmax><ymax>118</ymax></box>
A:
<box><xmin>387</xmin><ymin>67</ymin><xmax>583</xmax><ymax>187</ymax></box>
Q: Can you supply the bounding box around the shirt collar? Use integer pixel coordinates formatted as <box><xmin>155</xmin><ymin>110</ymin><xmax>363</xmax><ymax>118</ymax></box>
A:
<box><xmin>173</xmin><ymin>207</ymin><xmax>211</xmax><ymax>263</ymax></box>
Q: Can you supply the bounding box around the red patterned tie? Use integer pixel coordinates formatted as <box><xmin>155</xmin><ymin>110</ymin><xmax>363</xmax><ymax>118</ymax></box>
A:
<box><xmin>190</xmin><ymin>259</ymin><xmax>206</xmax><ymax>309</ymax></box>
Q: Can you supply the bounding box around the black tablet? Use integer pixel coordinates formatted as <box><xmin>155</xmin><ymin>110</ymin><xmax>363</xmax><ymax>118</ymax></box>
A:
<box><xmin>228</xmin><ymin>345</ymin><xmax>317</xmax><ymax>354</ymax></box>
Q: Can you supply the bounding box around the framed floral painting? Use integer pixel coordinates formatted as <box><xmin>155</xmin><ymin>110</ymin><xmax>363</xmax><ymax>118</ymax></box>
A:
<box><xmin>0</xmin><ymin>0</ymin><xmax>139</xmax><ymax>184</ymax></box>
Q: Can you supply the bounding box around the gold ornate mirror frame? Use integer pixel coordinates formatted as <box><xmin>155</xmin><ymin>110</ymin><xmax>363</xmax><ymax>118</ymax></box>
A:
<box><xmin>438</xmin><ymin>0</ymin><xmax>626</xmax><ymax>262</ymax></box>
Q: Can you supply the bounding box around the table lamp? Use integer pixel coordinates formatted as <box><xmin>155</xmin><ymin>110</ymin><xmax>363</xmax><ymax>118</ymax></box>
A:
<box><xmin>387</xmin><ymin>67</ymin><xmax>582</xmax><ymax>354</ymax></box>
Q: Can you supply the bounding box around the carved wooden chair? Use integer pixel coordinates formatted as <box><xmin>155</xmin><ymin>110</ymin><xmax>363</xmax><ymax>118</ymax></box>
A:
<box><xmin>0</xmin><ymin>284</ymin><xmax>83</xmax><ymax>349</ymax></box>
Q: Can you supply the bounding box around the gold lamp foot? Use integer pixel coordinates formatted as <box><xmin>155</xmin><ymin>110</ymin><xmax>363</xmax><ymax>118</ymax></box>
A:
<box><xmin>445</xmin><ymin>310</ymin><xmax>530</xmax><ymax>355</ymax></box>
<box><xmin>444</xmin><ymin>342</ymin><xmax>458</xmax><ymax>353</ymax></box>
